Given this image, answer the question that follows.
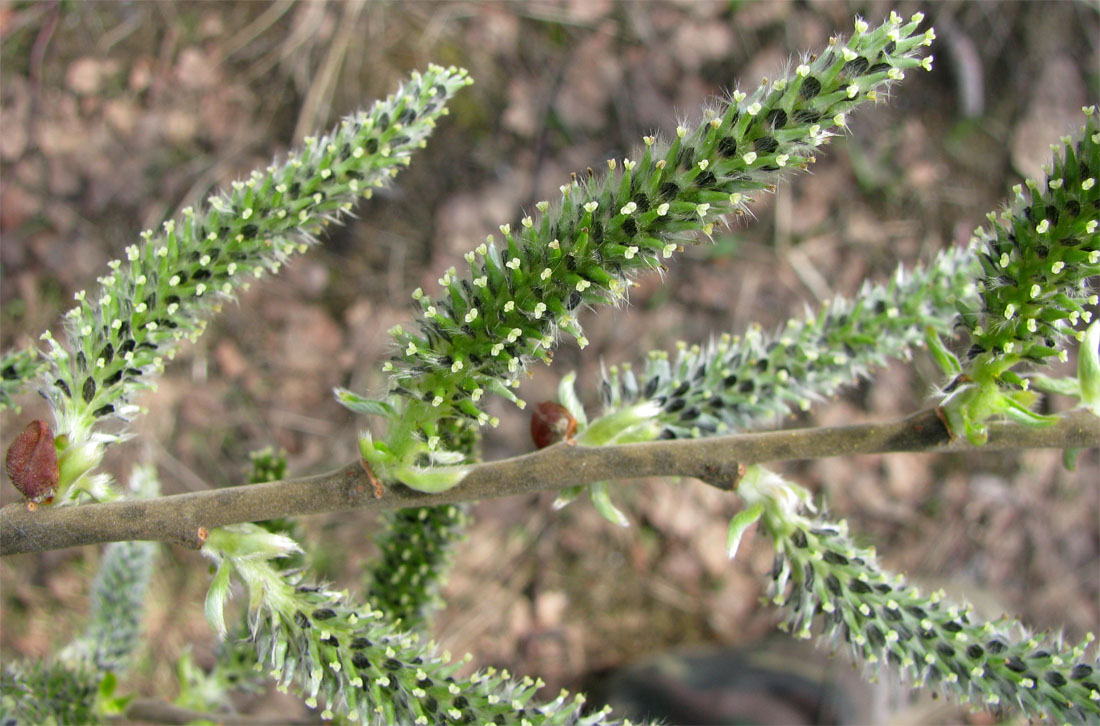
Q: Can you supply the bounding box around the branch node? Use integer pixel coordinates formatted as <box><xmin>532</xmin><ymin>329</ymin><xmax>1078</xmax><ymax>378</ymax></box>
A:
<box><xmin>701</xmin><ymin>461</ymin><xmax>746</xmax><ymax>491</ymax></box>
<box><xmin>359</xmin><ymin>458</ymin><xmax>385</xmax><ymax>499</ymax></box>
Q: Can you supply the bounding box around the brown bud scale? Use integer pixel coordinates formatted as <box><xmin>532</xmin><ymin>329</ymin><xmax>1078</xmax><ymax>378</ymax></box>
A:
<box><xmin>530</xmin><ymin>401</ymin><xmax>577</xmax><ymax>449</ymax></box>
<box><xmin>5</xmin><ymin>420</ymin><xmax>59</xmax><ymax>503</ymax></box>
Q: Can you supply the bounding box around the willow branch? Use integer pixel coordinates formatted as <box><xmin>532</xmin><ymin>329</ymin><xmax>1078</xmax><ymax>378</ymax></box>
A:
<box><xmin>2</xmin><ymin>408</ymin><xmax>1096</xmax><ymax>555</ymax></box>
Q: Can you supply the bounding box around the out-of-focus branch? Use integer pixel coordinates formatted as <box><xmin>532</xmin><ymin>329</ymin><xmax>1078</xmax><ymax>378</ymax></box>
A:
<box><xmin>2</xmin><ymin>408</ymin><xmax>1096</xmax><ymax>555</ymax></box>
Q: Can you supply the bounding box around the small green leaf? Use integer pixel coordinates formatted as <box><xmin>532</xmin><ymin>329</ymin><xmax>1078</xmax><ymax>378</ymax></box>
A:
<box><xmin>1078</xmin><ymin>321</ymin><xmax>1100</xmax><ymax>415</ymax></box>
<box><xmin>1000</xmin><ymin>393</ymin><xmax>1058</xmax><ymax>427</ymax></box>
<box><xmin>726</xmin><ymin>502</ymin><xmax>765</xmax><ymax>559</ymax></box>
<box><xmin>925</xmin><ymin>326</ymin><xmax>961</xmax><ymax>377</ymax></box>
<box><xmin>578</xmin><ymin>401</ymin><xmax>661</xmax><ymax>447</ymax></box>
<box><xmin>395</xmin><ymin>464</ymin><xmax>471</xmax><ymax>493</ymax></box>
<box><xmin>357</xmin><ymin>431</ymin><xmax>394</xmax><ymax>468</ymax></box>
<box><xmin>95</xmin><ymin>671</ymin><xmax>134</xmax><ymax>715</ymax></box>
<box><xmin>335</xmin><ymin>388</ymin><xmax>396</xmax><ymax>419</ymax></box>
<box><xmin>97</xmin><ymin>671</ymin><xmax>117</xmax><ymax>699</ymax></box>
<box><xmin>589</xmin><ymin>480</ymin><xmax>629</xmax><ymax>528</ymax></box>
<box><xmin>204</xmin><ymin>561</ymin><xmax>231</xmax><ymax>639</ymax></box>
<box><xmin>1027</xmin><ymin>374</ymin><xmax>1081</xmax><ymax>397</ymax></box>
<box><xmin>552</xmin><ymin>484</ymin><xmax>585</xmax><ymax>510</ymax></box>
<box><xmin>557</xmin><ymin>372</ymin><xmax>588</xmax><ymax>428</ymax></box>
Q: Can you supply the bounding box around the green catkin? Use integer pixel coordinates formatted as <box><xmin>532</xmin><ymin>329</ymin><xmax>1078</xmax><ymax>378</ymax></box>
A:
<box><xmin>600</xmin><ymin>245</ymin><xmax>978</xmax><ymax>438</ymax></box>
<box><xmin>962</xmin><ymin>107</ymin><xmax>1099</xmax><ymax>365</ymax></box>
<box><xmin>32</xmin><ymin>65</ymin><xmax>471</xmax><ymax>502</ymax></box>
<box><xmin>0</xmin><ymin>348</ymin><xmax>46</xmax><ymax>414</ymax></box>
<box><xmin>737</xmin><ymin>467</ymin><xmax>1099</xmax><ymax>723</ymax></box>
<box><xmin>203</xmin><ymin>525</ymin><xmax>626</xmax><ymax>726</ymax></box>
<box><xmin>61</xmin><ymin>464</ymin><xmax>160</xmax><ymax>673</ymax></box>
<box><xmin>73</xmin><ymin>540</ymin><xmax>158</xmax><ymax>672</ymax></box>
<box><xmin>364</xmin><ymin>503</ymin><xmax>471</xmax><ymax>632</ymax></box>
<box><xmin>371</xmin><ymin>13</ymin><xmax>935</xmax><ymax>467</ymax></box>
<box><xmin>0</xmin><ymin>660</ymin><xmax>99</xmax><ymax>726</ymax></box>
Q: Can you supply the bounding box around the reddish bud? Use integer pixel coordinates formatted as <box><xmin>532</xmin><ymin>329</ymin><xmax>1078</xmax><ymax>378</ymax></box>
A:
<box><xmin>530</xmin><ymin>401</ymin><xmax>577</xmax><ymax>449</ymax></box>
<box><xmin>5</xmin><ymin>420</ymin><xmax>59</xmax><ymax>503</ymax></box>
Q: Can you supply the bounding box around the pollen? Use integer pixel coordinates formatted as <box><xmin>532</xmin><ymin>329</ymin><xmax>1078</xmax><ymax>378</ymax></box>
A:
<box><xmin>743</xmin><ymin>151</ymin><xmax>758</xmax><ymax>164</ymax></box>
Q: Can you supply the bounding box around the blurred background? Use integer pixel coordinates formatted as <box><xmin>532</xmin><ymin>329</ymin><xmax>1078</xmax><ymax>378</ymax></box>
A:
<box><xmin>1</xmin><ymin>1</ymin><xmax>1097</xmax><ymax>723</ymax></box>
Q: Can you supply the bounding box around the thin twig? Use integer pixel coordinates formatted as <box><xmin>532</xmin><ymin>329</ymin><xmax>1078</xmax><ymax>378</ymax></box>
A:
<box><xmin>1</xmin><ymin>408</ymin><xmax>1096</xmax><ymax>555</ymax></box>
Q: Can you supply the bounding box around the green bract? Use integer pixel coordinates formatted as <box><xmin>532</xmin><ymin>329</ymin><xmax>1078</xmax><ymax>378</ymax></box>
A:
<box><xmin>360</xmin><ymin>12</ymin><xmax>935</xmax><ymax>486</ymax></box>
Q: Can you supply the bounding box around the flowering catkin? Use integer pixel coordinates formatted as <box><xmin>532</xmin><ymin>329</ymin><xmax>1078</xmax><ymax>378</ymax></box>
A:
<box><xmin>203</xmin><ymin>524</ymin><xmax>624</xmax><ymax>726</ymax></box>
<box><xmin>600</xmin><ymin>245</ymin><xmax>978</xmax><ymax>438</ymax></box>
<box><xmin>375</xmin><ymin>13</ymin><xmax>935</xmax><ymax>463</ymax></box>
<box><xmin>737</xmin><ymin>467</ymin><xmax>1099</xmax><ymax>723</ymax></box>
<box><xmin>31</xmin><ymin>65</ymin><xmax>471</xmax><ymax>502</ymax></box>
<box><xmin>961</xmin><ymin>107</ymin><xmax>1099</xmax><ymax>364</ymax></box>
